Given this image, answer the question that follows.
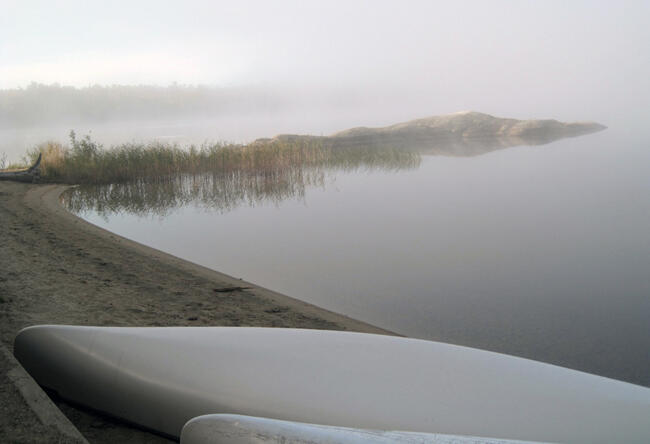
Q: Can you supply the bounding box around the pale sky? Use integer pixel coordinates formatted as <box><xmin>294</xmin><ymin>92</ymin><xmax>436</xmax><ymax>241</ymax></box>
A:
<box><xmin>1</xmin><ymin>0</ymin><xmax>649</xmax><ymax>125</ymax></box>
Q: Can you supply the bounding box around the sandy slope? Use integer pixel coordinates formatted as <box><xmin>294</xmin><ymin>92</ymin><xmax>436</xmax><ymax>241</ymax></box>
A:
<box><xmin>0</xmin><ymin>181</ymin><xmax>391</xmax><ymax>443</ymax></box>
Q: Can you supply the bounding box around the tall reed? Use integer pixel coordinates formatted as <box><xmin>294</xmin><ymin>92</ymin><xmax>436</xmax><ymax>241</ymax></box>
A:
<box><xmin>27</xmin><ymin>132</ymin><xmax>419</xmax><ymax>185</ymax></box>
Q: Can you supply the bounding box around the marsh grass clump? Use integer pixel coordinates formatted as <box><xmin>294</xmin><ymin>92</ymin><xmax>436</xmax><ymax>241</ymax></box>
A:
<box><xmin>26</xmin><ymin>132</ymin><xmax>420</xmax><ymax>185</ymax></box>
<box><xmin>57</xmin><ymin>132</ymin><xmax>421</xmax><ymax>217</ymax></box>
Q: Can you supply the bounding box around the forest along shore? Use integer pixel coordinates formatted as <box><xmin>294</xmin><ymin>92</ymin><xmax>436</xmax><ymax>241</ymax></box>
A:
<box><xmin>0</xmin><ymin>181</ymin><xmax>392</xmax><ymax>444</ymax></box>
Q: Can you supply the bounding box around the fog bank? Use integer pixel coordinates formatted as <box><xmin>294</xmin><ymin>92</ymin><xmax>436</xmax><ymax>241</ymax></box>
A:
<box><xmin>1</xmin><ymin>1</ymin><xmax>648</xmax><ymax>131</ymax></box>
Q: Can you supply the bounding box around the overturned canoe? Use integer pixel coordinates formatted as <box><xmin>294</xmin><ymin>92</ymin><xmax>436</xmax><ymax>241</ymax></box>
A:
<box><xmin>13</xmin><ymin>326</ymin><xmax>650</xmax><ymax>443</ymax></box>
<box><xmin>0</xmin><ymin>153</ymin><xmax>41</xmax><ymax>182</ymax></box>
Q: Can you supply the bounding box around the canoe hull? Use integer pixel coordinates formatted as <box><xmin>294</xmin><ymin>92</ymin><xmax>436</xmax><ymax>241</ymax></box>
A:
<box><xmin>13</xmin><ymin>326</ymin><xmax>650</xmax><ymax>442</ymax></box>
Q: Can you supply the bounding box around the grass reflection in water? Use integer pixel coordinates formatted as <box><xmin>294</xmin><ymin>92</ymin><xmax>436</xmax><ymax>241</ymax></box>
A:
<box><xmin>62</xmin><ymin>142</ymin><xmax>421</xmax><ymax>218</ymax></box>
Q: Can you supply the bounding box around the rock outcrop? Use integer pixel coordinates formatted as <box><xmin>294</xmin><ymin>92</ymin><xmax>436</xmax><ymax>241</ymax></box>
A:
<box><xmin>254</xmin><ymin>111</ymin><xmax>606</xmax><ymax>157</ymax></box>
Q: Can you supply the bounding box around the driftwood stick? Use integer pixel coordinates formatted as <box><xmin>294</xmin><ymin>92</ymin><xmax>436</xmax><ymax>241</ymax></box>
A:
<box><xmin>0</xmin><ymin>153</ymin><xmax>41</xmax><ymax>183</ymax></box>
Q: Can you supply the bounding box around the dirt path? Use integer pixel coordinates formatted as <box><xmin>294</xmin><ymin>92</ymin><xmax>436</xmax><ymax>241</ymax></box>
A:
<box><xmin>0</xmin><ymin>181</ymin><xmax>392</xmax><ymax>443</ymax></box>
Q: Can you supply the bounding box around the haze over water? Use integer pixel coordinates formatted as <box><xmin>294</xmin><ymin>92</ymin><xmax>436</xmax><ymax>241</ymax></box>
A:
<box><xmin>4</xmin><ymin>0</ymin><xmax>650</xmax><ymax>387</ymax></box>
<box><xmin>66</xmin><ymin>127</ymin><xmax>650</xmax><ymax>387</ymax></box>
<box><xmin>3</xmin><ymin>1</ymin><xmax>650</xmax><ymax>159</ymax></box>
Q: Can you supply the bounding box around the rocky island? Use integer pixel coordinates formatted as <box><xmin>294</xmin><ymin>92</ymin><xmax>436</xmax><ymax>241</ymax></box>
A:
<box><xmin>255</xmin><ymin>111</ymin><xmax>607</xmax><ymax>156</ymax></box>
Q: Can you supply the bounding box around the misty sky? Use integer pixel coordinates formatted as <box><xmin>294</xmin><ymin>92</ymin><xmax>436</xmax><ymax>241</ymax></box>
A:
<box><xmin>1</xmin><ymin>1</ymin><xmax>649</xmax><ymax>126</ymax></box>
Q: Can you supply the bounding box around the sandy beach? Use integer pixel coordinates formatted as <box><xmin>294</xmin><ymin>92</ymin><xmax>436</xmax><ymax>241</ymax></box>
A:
<box><xmin>0</xmin><ymin>181</ymin><xmax>392</xmax><ymax>443</ymax></box>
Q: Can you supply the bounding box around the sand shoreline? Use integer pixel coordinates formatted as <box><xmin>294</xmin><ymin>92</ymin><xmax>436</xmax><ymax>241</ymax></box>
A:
<box><xmin>45</xmin><ymin>183</ymin><xmax>393</xmax><ymax>335</ymax></box>
<box><xmin>0</xmin><ymin>181</ymin><xmax>392</xmax><ymax>443</ymax></box>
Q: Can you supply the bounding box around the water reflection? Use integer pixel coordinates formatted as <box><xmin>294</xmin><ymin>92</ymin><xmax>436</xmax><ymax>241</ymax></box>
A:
<box><xmin>63</xmin><ymin>133</ymin><xmax>577</xmax><ymax>218</ymax></box>
<box><xmin>63</xmin><ymin>144</ymin><xmax>420</xmax><ymax>217</ymax></box>
<box><xmin>59</xmin><ymin>129</ymin><xmax>650</xmax><ymax>388</ymax></box>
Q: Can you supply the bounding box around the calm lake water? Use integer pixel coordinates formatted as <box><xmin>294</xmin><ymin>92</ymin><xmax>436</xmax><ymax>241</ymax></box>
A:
<box><xmin>64</xmin><ymin>129</ymin><xmax>650</xmax><ymax>387</ymax></box>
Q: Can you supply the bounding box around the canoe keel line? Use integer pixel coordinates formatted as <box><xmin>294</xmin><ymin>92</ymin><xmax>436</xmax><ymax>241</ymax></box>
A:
<box><xmin>180</xmin><ymin>414</ymin><xmax>541</xmax><ymax>444</ymax></box>
<box><xmin>13</xmin><ymin>326</ymin><xmax>650</xmax><ymax>443</ymax></box>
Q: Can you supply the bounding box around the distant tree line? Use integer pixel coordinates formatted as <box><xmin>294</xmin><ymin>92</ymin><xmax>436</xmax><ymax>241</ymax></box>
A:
<box><xmin>0</xmin><ymin>83</ymin><xmax>288</xmax><ymax>129</ymax></box>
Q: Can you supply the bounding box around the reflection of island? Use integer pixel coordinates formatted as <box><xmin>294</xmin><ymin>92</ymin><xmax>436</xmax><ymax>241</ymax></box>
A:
<box><xmin>64</xmin><ymin>111</ymin><xmax>606</xmax><ymax>217</ymax></box>
<box><xmin>255</xmin><ymin>111</ymin><xmax>607</xmax><ymax>157</ymax></box>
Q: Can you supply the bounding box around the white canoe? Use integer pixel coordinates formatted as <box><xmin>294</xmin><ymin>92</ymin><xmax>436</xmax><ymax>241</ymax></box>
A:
<box><xmin>13</xmin><ymin>325</ymin><xmax>650</xmax><ymax>443</ymax></box>
<box><xmin>180</xmin><ymin>414</ymin><xmax>544</xmax><ymax>444</ymax></box>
